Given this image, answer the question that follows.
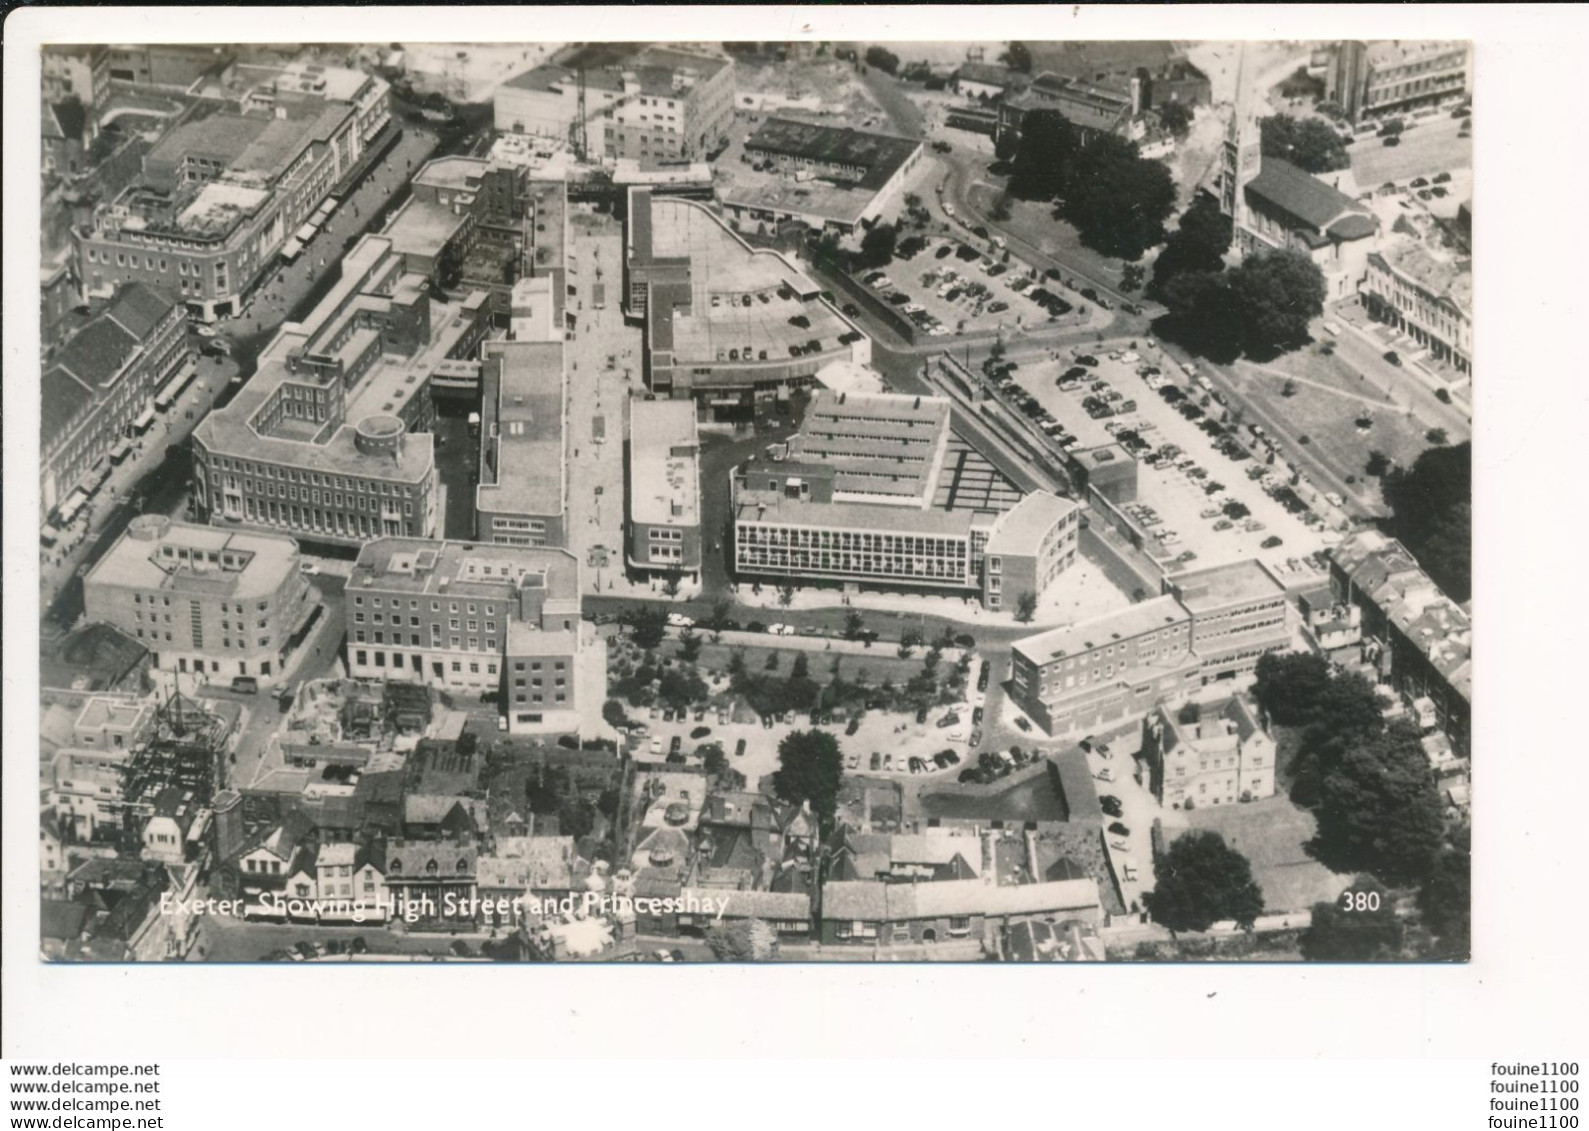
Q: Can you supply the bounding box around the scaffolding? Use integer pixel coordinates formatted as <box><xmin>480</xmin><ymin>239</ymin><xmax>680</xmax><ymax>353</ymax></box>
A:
<box><xmin>117</xmin><ymin>688</ymin><xmax>226</xmax><ymax>817</ymax></box>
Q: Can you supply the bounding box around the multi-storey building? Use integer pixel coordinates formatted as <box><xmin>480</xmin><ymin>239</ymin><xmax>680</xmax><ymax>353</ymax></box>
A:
<box><xmin>42</xmin><ymin>282</ymin><xmax>190</xmax><ymax>518</ymax></box>
<box><xmin>1330</xmin><ymin>530</ymin><xmax>1471</xmax><ymax>754</ymax></box>
<box><xmin>1165</xmin><ymin>560</ymin><xmax>1292</xmax><ymax>683</ymax></box>
<box><xmin>993</xmin><ymin>43</ymin><xmax>1210</xmax><ymax>150</ymax></box>
<box><xmin>475</xmin><ymin>340</ymin><xmax>568</xmax><ymax>549</ymax></box>
<box><xmin>495</xmin><ymin>47</ymin><xmax>734</xmax><ymax>162</ymax></box>
<box><xmin>1362</xmin><ymin>238</ymin><xmax>1472</xmax><ymax>376</ymax></box>
<box><xmin>82</xmin><ymin>515</ymin><xmax>317</xmax><ymax>684</ymax></box>
<box><xmin>191</xmin><ymin>235</ymin><xmax>493</xmax><ymax>547</ymax></box>
<box><xmin>1009</xmin><ymin>596</ymin><xmax>1202</xmax><ymax>738</ymax></box>
<box><xmin>74</xmin><ymin>73</ymin><xmax>389</xmax><ymax>321</ymax></box>
<box><xmin>626</xmin><ymin>398</ymin><xmax>702</xmax><ymax>580</ymax></box>
<box><xmin>1327</xmin><ymin>41</ymin><xmax>1472</xmax><ymax>125</ymax></box>
<box><xmin>104</xmin><ymin>44</ymin><xmax>233</xmax><ymax>90</ymax></box>
<box><xmin>731</xmin><ymin>390</ymin><xmax>1079</xmax><ymax>609</ymax></box>
<box><xmin>345</xmin><ymin>538</ymin><xmax>594</xmax><ymax>736</ymax></box>
<box><xmin>720</xmin><ymin>118</ymin><xmax>926</xmax><ymax>236</ymax></box>
<box><xmin>1145</xmin><ymin>694</ymin><xmax>1277</xmax><ymax>810</ymax></box>
<box><xmin>42</xmin><ymin>45</ymin><xmax>111</xmax><ymax>110</ymax></box>
<box><xmin>625</xmin><ymin>188</ymin><xmax>872</xmax><ymax>416</ymax></box>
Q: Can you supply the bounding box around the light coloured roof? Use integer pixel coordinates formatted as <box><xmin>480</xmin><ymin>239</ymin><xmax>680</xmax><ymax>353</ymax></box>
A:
<box><xmin>384</xmin><ymin>195</ymin><xmax>468</xmax><ymax>260</ymax></box>
<box><xmin>982</xmin><ymin>491</ymin><xmax>1078</xmax><ymax>557</ymax></box>
<box><xmin>84</xmin><ymin>517</ymin><xmax>299</xmax><ymax>599</ymax></box>
<box><xmin>350</xmin><ymin>537</ymin><xmax>579</xmax><ymax>604</ymax></box>
<box><xmin>629</xmin><ymin>398</ymin><xmax>700</xmax><ymax>528</ymax></box>
<box><xmin>476</xmin><ymin>340</ymin><xmax>566</xmax><ymax>520</ymax></box>
<box><xmin>1013</xmin><ymin>595</ymin><xmax>1190</xmax><ymax>665</ymax></box>
<box><xmin>1170</xmin><ymin>559</ymin><xmax>1285</xmax><ymax>613</ymax></box>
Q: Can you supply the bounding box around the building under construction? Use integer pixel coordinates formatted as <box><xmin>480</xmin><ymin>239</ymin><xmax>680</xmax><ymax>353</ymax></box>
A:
<box><xmin>118</xmin><ymin>690</ymin><xmax>234</xmax><ymax>821</ymax></box>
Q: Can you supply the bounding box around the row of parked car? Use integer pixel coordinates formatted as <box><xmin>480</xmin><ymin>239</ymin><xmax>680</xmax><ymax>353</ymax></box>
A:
<box><xmin>261</xmin><ymin>937</ymin><xmax>372</xmax><ymax>961</ymax></box>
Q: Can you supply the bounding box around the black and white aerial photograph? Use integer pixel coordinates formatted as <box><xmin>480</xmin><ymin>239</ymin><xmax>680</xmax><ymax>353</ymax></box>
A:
<box><xmin>35</xmin><ymin>35</ymin><xmax>1474</xmax><ymax>965</ymax></box>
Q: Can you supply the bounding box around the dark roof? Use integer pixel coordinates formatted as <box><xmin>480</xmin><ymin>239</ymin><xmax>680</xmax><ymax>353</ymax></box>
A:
<box><xmin>1244</xmin><ymin>158</ymin><xmax>1371</xmax><ymax>236</ymax></box>
<box><xmin>49</xmin><ymin>98</ymin><xmax>87</xmax><ymax>142</ymax></box>
<box><xmin>105</xmin><ymin>282</ymin><xmax>179</xmax><ymax>341</ymax></box>
<box><xmin>42</xmin><ymin>366</ymin><xmax>99</xmax><ymax>450</ymax></box>
<box><xmin>54</xmin><ymin>317</ymin><xmax>139</xmax><ymax>389</ymax></box>
<box><xmin>1328</xmin><ymin>213</ymin><xmax>1378</xmax><ymax>240</ymax></box>
<box><xmin>1050</xmin><ymin>750</ymin><xmax>1102</xmax><ymax>824</ymax></box>
<box><xmin>745</xmin><ymin>118</ymin><xmax>921</xmax><ymax>192</ymax></box>
<box><xmin>41</xmin><ymin>899</ymin><xmax>90</xmax><ymax>941</ymax></box>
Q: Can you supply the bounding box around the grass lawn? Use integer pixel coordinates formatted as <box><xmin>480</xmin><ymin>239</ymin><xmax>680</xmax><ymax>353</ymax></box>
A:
<box><xmin>966</xmin><ymin>188</ymin><xmax>1136</xmax><ymax>294</ymax></box>
<box><xmin>1230</xmin><ymin>345</ymin><xmax>1432</xmax><ymax>493</ymax></box>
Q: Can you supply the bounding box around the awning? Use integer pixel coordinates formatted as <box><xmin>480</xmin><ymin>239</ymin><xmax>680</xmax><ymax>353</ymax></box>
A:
<box><xmin>55</xmin><ymin>490</ymin><xmax>89</xmax><ymax>525</ymax></box>
<box><xmin>280</xmin><ymin>237</ymin><xmax>304</xmax><ymax>261</ymax></box>
<box><xmin>133</xmin><ymin>405</ymin><xmax>157</xmax><ymax>432</ymax></box>
<box><xmin>242</xmin><ymin>902</ymin><xmax>288</xmax><ymax>922</ymax></box>
<box><xmin>156</xmin><ymin>368</ymin><xmax>192</xmax><ymax>406</ymax></box>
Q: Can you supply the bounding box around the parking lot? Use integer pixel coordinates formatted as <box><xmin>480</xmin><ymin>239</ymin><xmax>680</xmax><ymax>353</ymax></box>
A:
<box><xmin>1008</xmin><ymin>343</ymin><xmax>1334</xmax><ymax>572</ymax></box>
<box><xmin>854</xmin><ymin>235</ymin><xmax>1097</xmax><ymax>340</ymax></box>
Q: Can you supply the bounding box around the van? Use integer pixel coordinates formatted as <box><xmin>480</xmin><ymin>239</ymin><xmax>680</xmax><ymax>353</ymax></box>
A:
<box><xmin>231</xmin><ymin>676</ymin><xmax>260</xmax><ymax>695</ymax></box>
<box><xmin>734</xmin><ymin>738</ymin><xmax>747</xmax><ymax>758</ymax></box>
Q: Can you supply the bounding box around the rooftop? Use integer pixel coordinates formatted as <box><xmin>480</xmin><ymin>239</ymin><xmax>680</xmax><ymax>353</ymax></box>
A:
<box><xmin>1013</xmin><ymin>595</ymin><xmax>1190</xmax><ymax>664</ymax></box>
<box><xmin>350</xmin><ymin>537</ymin><xmax>579</xmax><ymax>605</ymax></box>
<box><xmin>982</xmin><ymin>491</ymin><xmax>1078</xmax><ymax>557</ymax></box>
<box><xmin>1245</xmin><ymin>157</ymin><xmax>1376</xmax><ymax>239</ymax></box>
<box><xmin>628</xmin><ymin>398</ymin><xmax>701</xmax><ymax>528</ymax></box>
<box><xmin>1169</xmin><ymin>559</ymin><xmax>1285</xmax><ymax>613</ymax></box>
<box><xmin>734</xmin><ymin>483</ymin><xmax>993</xmax><ymax>538</ymax></box>
<box><xmin>476</xmin><ymin>341</ymin><xmax>567</xmax><ymax>520</ymax></box>
<box><xmin>85</xmin><ymin>516</ymin><xmax>300</xmax><ymax>600</ymax></box>
<box><xmin>384</xmin><ymin>195</ymin><xmax>469</xmax><ymax>261</ymax></box>
<box><xmin>1375</xmin><ymin>238</ymin><xmax>1472</xmax><ymax>315</ymax></box>
<box><xmin>745</xmin><ymin>118</ymin><xmax>923</xmax><ymax>192</ymax></box>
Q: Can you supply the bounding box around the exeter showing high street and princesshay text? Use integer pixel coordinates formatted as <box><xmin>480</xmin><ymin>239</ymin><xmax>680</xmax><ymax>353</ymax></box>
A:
<box><xmin>37</xmin><ymin>37</ymin><xmax>1471</xmax><ymax>963</ymax></box>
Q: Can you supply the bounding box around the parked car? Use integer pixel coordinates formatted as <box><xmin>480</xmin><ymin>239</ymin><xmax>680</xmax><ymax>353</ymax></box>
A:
<box><xmin>846</xmin><ymin>753</ymin><xmax>861</xmax><ymax>770</ymax></box>
<box><xmin>1099</xmin><ymin>795</ymin><xmax>1124</xmax><ymax>818</ymax></box>
<box><xmin>936</xmin><ymin>712</ymin><xmax>959</xmax><ymax>729</ymax></box>
<box><xmin>1261</xmin><ymin>535</ymin><xmax>1284</xmax><ymax>549</ymax></box>
<box><xmin>1109</xmin><ymin>821</ymin><xmax>1131</xmax><ymax>837</ymax></box>
<box><xmin>916</xmin><ymin>707</ymin><xmax>929</xmax><ymax>724</ymax></box>
<box><xmin>349</xmin><ymin>937</ymin><xmax>369</xmax><ymax>956</ymax></box>
<box><xmin>1014</xmin><ymin>717</ymin><xmax>1032</xmax><ymax>732</ymax></box>
<box><xmin>846</xmin><ymin>717</ymin><xmax>861</xmax><ymax>736</ymax></box>
<box><xmin>734</xmin><ymin>738</ymin><xmax>747</xmax><ymax>758</ymax></box>
<box><xmin>666</xmin><ymin>613</ymin><xmax>694</xmax><ymax>628</ymax></box>
<box><xmin>870</xmin><ymin>751</ymin><xmax>882</xmax><ymax>771</ymax></box>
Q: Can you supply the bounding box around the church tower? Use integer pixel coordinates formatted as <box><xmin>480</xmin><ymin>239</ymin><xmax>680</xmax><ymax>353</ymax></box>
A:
<box><xmin>1219</xmin><ymin>42</ymin><xmax>1263</xmax><ymax>237</ymax></box>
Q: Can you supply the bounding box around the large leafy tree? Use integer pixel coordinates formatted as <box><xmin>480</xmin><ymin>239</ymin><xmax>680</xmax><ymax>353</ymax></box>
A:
<box><xmin>1058</xmin><ymin>134</ymin><xmax>1177</xmax><ymax>261</ymax></box>
<box><xmin>773</xmin><ymin>729</ymin><xmax>845</xmax><ymax>836</ymax></box>
<box><xmin>1144</xmin><ymin>831</ymin><xmax>1265</xmax><ymax>932</ymax></box>
<box><xmin>1150</xmin><ymin>195</ymin><xmax>1233</xmax><ymax>296</ymax></box>
<box><xmin>1301</xmin><ymin>877</ymin><xmax>1403</xmax><ymax>960</ymax></box>
<box><xmin>1259</xmin><ymin>115</ymin><xmax>1350</xmax><ymax>174</ymax></box>
<box><xmin>1229</xmin><ymin>247</ymin><xmax>1327</xmax><ymax>356</ymax></box>
<box><xmin>706</xmin><ymin>918</ymin><xmax>779</xmax><ymax>961</ymax></box>
<box><xmin>1252</xmin><ymin>651</ymin><xmax>1333</xmax><ymax>727</ymax></box>
<box><xmin>1159</xmin><ymin>268</ymin><xmax>1242</xmax><ymax>360</ymax></box>
<box><xmin>1000</xmin><ymin>41</ymin><xmax>1033</xmax><ymax>74</ymax></box>
<box><xmin>858</xmin><ymin>222</ymin><xmax>898</xmax><ymax>270</ymax></box>
<box><xmin>1418</xmin><ymin>825</ymin><xmax>1471</xmax><ymax>960</ymax></box>
<box><xmin>1381</xmin><ymin>442</ymin><xmax>1472</xmax><ymax>602</ymax></box>
<box><xmin>1308</xmin><ymin>719</ymin><xmax>1446</xmax><ymax>886</ymax></box>
<box><xmin>1009</xmin><ymin>109</ymin><xmax>1080</xmax><ymax>200</ymax></box>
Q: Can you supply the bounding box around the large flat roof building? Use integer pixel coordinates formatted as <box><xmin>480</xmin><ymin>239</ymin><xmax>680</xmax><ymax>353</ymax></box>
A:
<box><xmin>475</xmin><ymin>340</ymin><xmax>568</xmax><ymax>549</ymax></box>
<box><xmin>192</xmin><ymin>234</ymin><xmax>493</xmax><ymax>548</ymax></box>
<box><xmin>83</xmin><ymin>515</ymin><xmax>316</xmax><ymax>685</ymax></box>
<box><xmin>346</xmin><ymin>538</ymin><xmax>595</xmax><ymax>736</ymax></box>
<box><xmin>625</xmin><ymin>188</ymin><xmax>871</xmax><ymax>418</ymax></box>
<box><xmin>627</xmin><ymin>398</ymin><xmax>702</xmax><ymax>579</ymax></box>
<box><xmin>732</xmin><ymin>390</ymin><xmax>1079</xmax><ymax>609</ymax></box>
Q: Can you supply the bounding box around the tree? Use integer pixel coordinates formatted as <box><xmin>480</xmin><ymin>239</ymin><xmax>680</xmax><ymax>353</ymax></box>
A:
<box><xmin>1159</xmin><ymin>268</ymin><xmax>1242</xmax><ymax>360</ymax></box>
<box><xmin>1014</xmin><ymin>591</ymin><xmax>1038</xmax><ymax>623</ymax></box>
<box><xmin>602</xmin><ymin>699</ymin><xmax>631</xmax><ymax>730</ymax></box>
<box><xmin>1417</xmin><ymin>831</ymin><xmax>1471</xmax><ymax>960</ymax></box>
<box><xmin>1425</xmin><ymin>428</ymin><xmax>1449</xmax><ymax>446</ymax></box>
<box><xmin>1301</xmin><ymin>878</ymin><xmax>1402</xmax><ymax>960</ymax></box>
<box><xmin>657</xmin><ymin>666</ymin><xmax>708</xmax><ymax>712</ymax></box>
<box><xmin>1228</xmin><ymin>248</ymin><xmax>1327</xmax><ymax>356</ymax></box>
<box><xmin>777</xmin><ymin>584</ymin><xmax>796</xmax><ymax>608</ymax></box>
<box><xmin>773</xmin><ymin>729</ymin><xmax>845</xmax><ymax>835</ymax></box>
<box><xmin>1120</xmin><ymin>263</ymin><xmax>1145</xmax><ymax>293</ymax></box>
<box><xmin>1149</xmin><ymin>196</ymin><xmax>1232</xmax><ymax>296</ymax></box>
<box><xmin>677</xmin><ymin>625</ymin><xmax>702</xmax><ymax>662</ymax></box>
<box><xmin>706</xmin><ymin>918</ymin><xmax>779</xmax><ymax>961</ymax></box>
<box><xmin>1381</xmin><ymin>442</ymin><xmax>1472</xmax><ymax>602</ymax></box>
<box><xmin>1308</xmin><ymin>719</ymin><xmax>1447</xmax><ymax>886</ymax></box>
<box><xmin>706</xmin><ymin>598</ymin><xmax>732</xmax><ymax>632</ymax></box>
<box><xmin>1365</xmin><ymin>450</ymin><xmax>1392</xmax><ymax>477</ymax></box>
<box><xmin>1057</xmin><ymin>135</ymin><xmax>1177</xmax><ymax>260</ymax></box>
<box><xmin>864</xmin><ymin>45</ymin><xmax>900</xmax><ymax>76</ymax></box>
<box><xmin>1144</xmin><ymin>831</ymin><xmax>1265</xmax><ymax>932</ymax></box>
<box><xmin>790</xmin><ymin>652</ymin><xmax>810</xmax><ymax>681</ymax></box>
<box><xmin>897</xmin><ymin>629</ymin><xmax>921</xmax><ymax>659</ymax></box>
<box><xmin>1009</xmin><ymin>109</ymin><xmax>1080</xmax><ymax>200</ymax></box>
<box><xmin>858</xmin><ymin>222</ymin><xmax>898</xmax><ymax>270</ymax></box>
<box><xmin>1259</xmin><ymin>114</ymin><xmax>1350</xmax><ymax>174</ymax></box>
<box><xmin>1252</xmin><ymin>651</ymin><xmax>1333</xmax><ymax>727</ymax></box>
<box><xmin>1158</xmin><ymin>99</ymin><xmax>1193</xmax><ymax>138</ymax></box>
<box><xmin>627</xmin><ymin>607</ymin><xmax>667</xmax><ymax>650</ymax></box>
<box><xmin>999</xmin><ymin>41</ymin><xmax>1033</xmax><ymax>73</ymax></box>
<box><xmin>701</xmin><ymin>743</ymin><xmax>730</xmax><ymax>781</ymax></box>
<box><xmin>843</xmin><ymin>608</ymin><xmax>866</xmax><ymax>641</ymax></box>
<box><xmin>990</xmin><ymin>193</ymin><xmax>1013</xmax><ymax>222</ymax></box>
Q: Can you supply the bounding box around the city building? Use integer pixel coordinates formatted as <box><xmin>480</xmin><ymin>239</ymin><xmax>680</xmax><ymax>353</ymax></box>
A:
<box><xmin>625</xmin><ymin>188</ymin><xmax>872</xmax><ymax>416</ymax></box>
<box><xmin>1009</xmin><ymin>596</ymin><xmax>1202</xmax><ymax>738</ymax></box>
<box><xmin>731</xmin><ymin>390</ymin><xmax>1079</xmax><ymax>608</ymax></box>
<box><xmin>1144</xmin><ymin>693</ymin><xmax>1277</xmax><ymax>810</ymax></box>
<box><xmin>42</xmin><ymin>282</ymin><xmax>190</xmax><ymax>520</ymax></box>
<box><xmin>717</xmin><ymin>118</ymin><xmax>926</xmax><ymax>237</ymax></box>
<box><xmin>626</xmin><ymin>397</ymin><xmax>702</xmax><ymax>580</ymax></box>
<box><xmin>1164</xmin><ymin>559</ymin><xmax>1292</xmax><ymax>683</ymax></box>
<box><xmin>993</xmin><ymin>45</ymin><xmax>1209</xmax><ymax>150</ymax></box>
<box><xmin>953</xmin><ymin>62</ymin><xmax>1026</xmax><ymax>101</ymax></box>
<box><xmin>1326</xmin><ymin>41</ymin><xmax>1472</xmax><ymax>125</ymax></box>
<box><xmin>191</xmin><ymin>235</ymin><xmax>493</xmax><ymax>547</ymax></box>
<box><xmin>495</xmin><ymin>47</ymin><xmax>735</xmax><ymax>162</ymax></box>
<box><xmin>75</xmin><ymin>72</ymin><xmax>390</xmax><ymax>321</ymax></box>
<box><xmin>475</xmin><ymin>340</ymin><xmax>568</xmax><ymax>549</ymax></box>
<box><xmin>1362</xmin><ymin>238</ymin><xmax>1472</xmax><ymax>376</ymax></box>
<box><xmin>819</xmin><ymin>878</ymin><xmax>1102</xmax><ymax>949</ymax></box>
<box><xmin>42</xmin><ymin>45</ymin><xmax>111</xmax><ymax>111</ymax></box>
<box><xmin>1067</xmin><ymin>443</ymin><xmax>1139</xmax><ymax>506</ymax></box>
<box><xmin>82</xmin><ymin>515</ymin><xmax>317</xmax><ymax>684</ymax></box>
<box><xmin>103</xmin><ymin>44</ymin><xmax>233</xmax><ymax>90</ymax></box>
<box><xmin>1220</xmin><ymin>52</ymin><xmax>1379</xmax><ymax>301</ymax></box>
<box><xmin>345</xmin><ymin>538</ymin><xmax>596</xmax><ymax>736</ymax></box>
<box><xmin>1330</xmin><ymin>529</ymin><xmax>1471</xmax><ymax>753</ymax></box>
<box><xmin>997</xmin><ymin>73</ymin><xmax>1135</xmax><ymax>149</ymax></box>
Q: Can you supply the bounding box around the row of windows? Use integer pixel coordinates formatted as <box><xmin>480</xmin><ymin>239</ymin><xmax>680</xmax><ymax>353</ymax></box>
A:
<box><xmin>206</xmin><ymin>457</ymin><xmax>415</xmax><ymax>496</ymax></box>
<box><xmin>738</xmin><ymin>525</ymin><xmax>970</xmax><ymax>557</ymax></box>
<box><xmin>356</xmin><ymin>596</ymin><xmax>495</xmax><ymax>615</ymax></box>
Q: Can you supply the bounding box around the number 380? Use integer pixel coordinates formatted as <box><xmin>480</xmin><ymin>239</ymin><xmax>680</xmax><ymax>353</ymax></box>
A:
<box><xmin>1341</xmin><ymin>890</ymin><xmax>1382</xmax><ymax>912</ymax></box>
